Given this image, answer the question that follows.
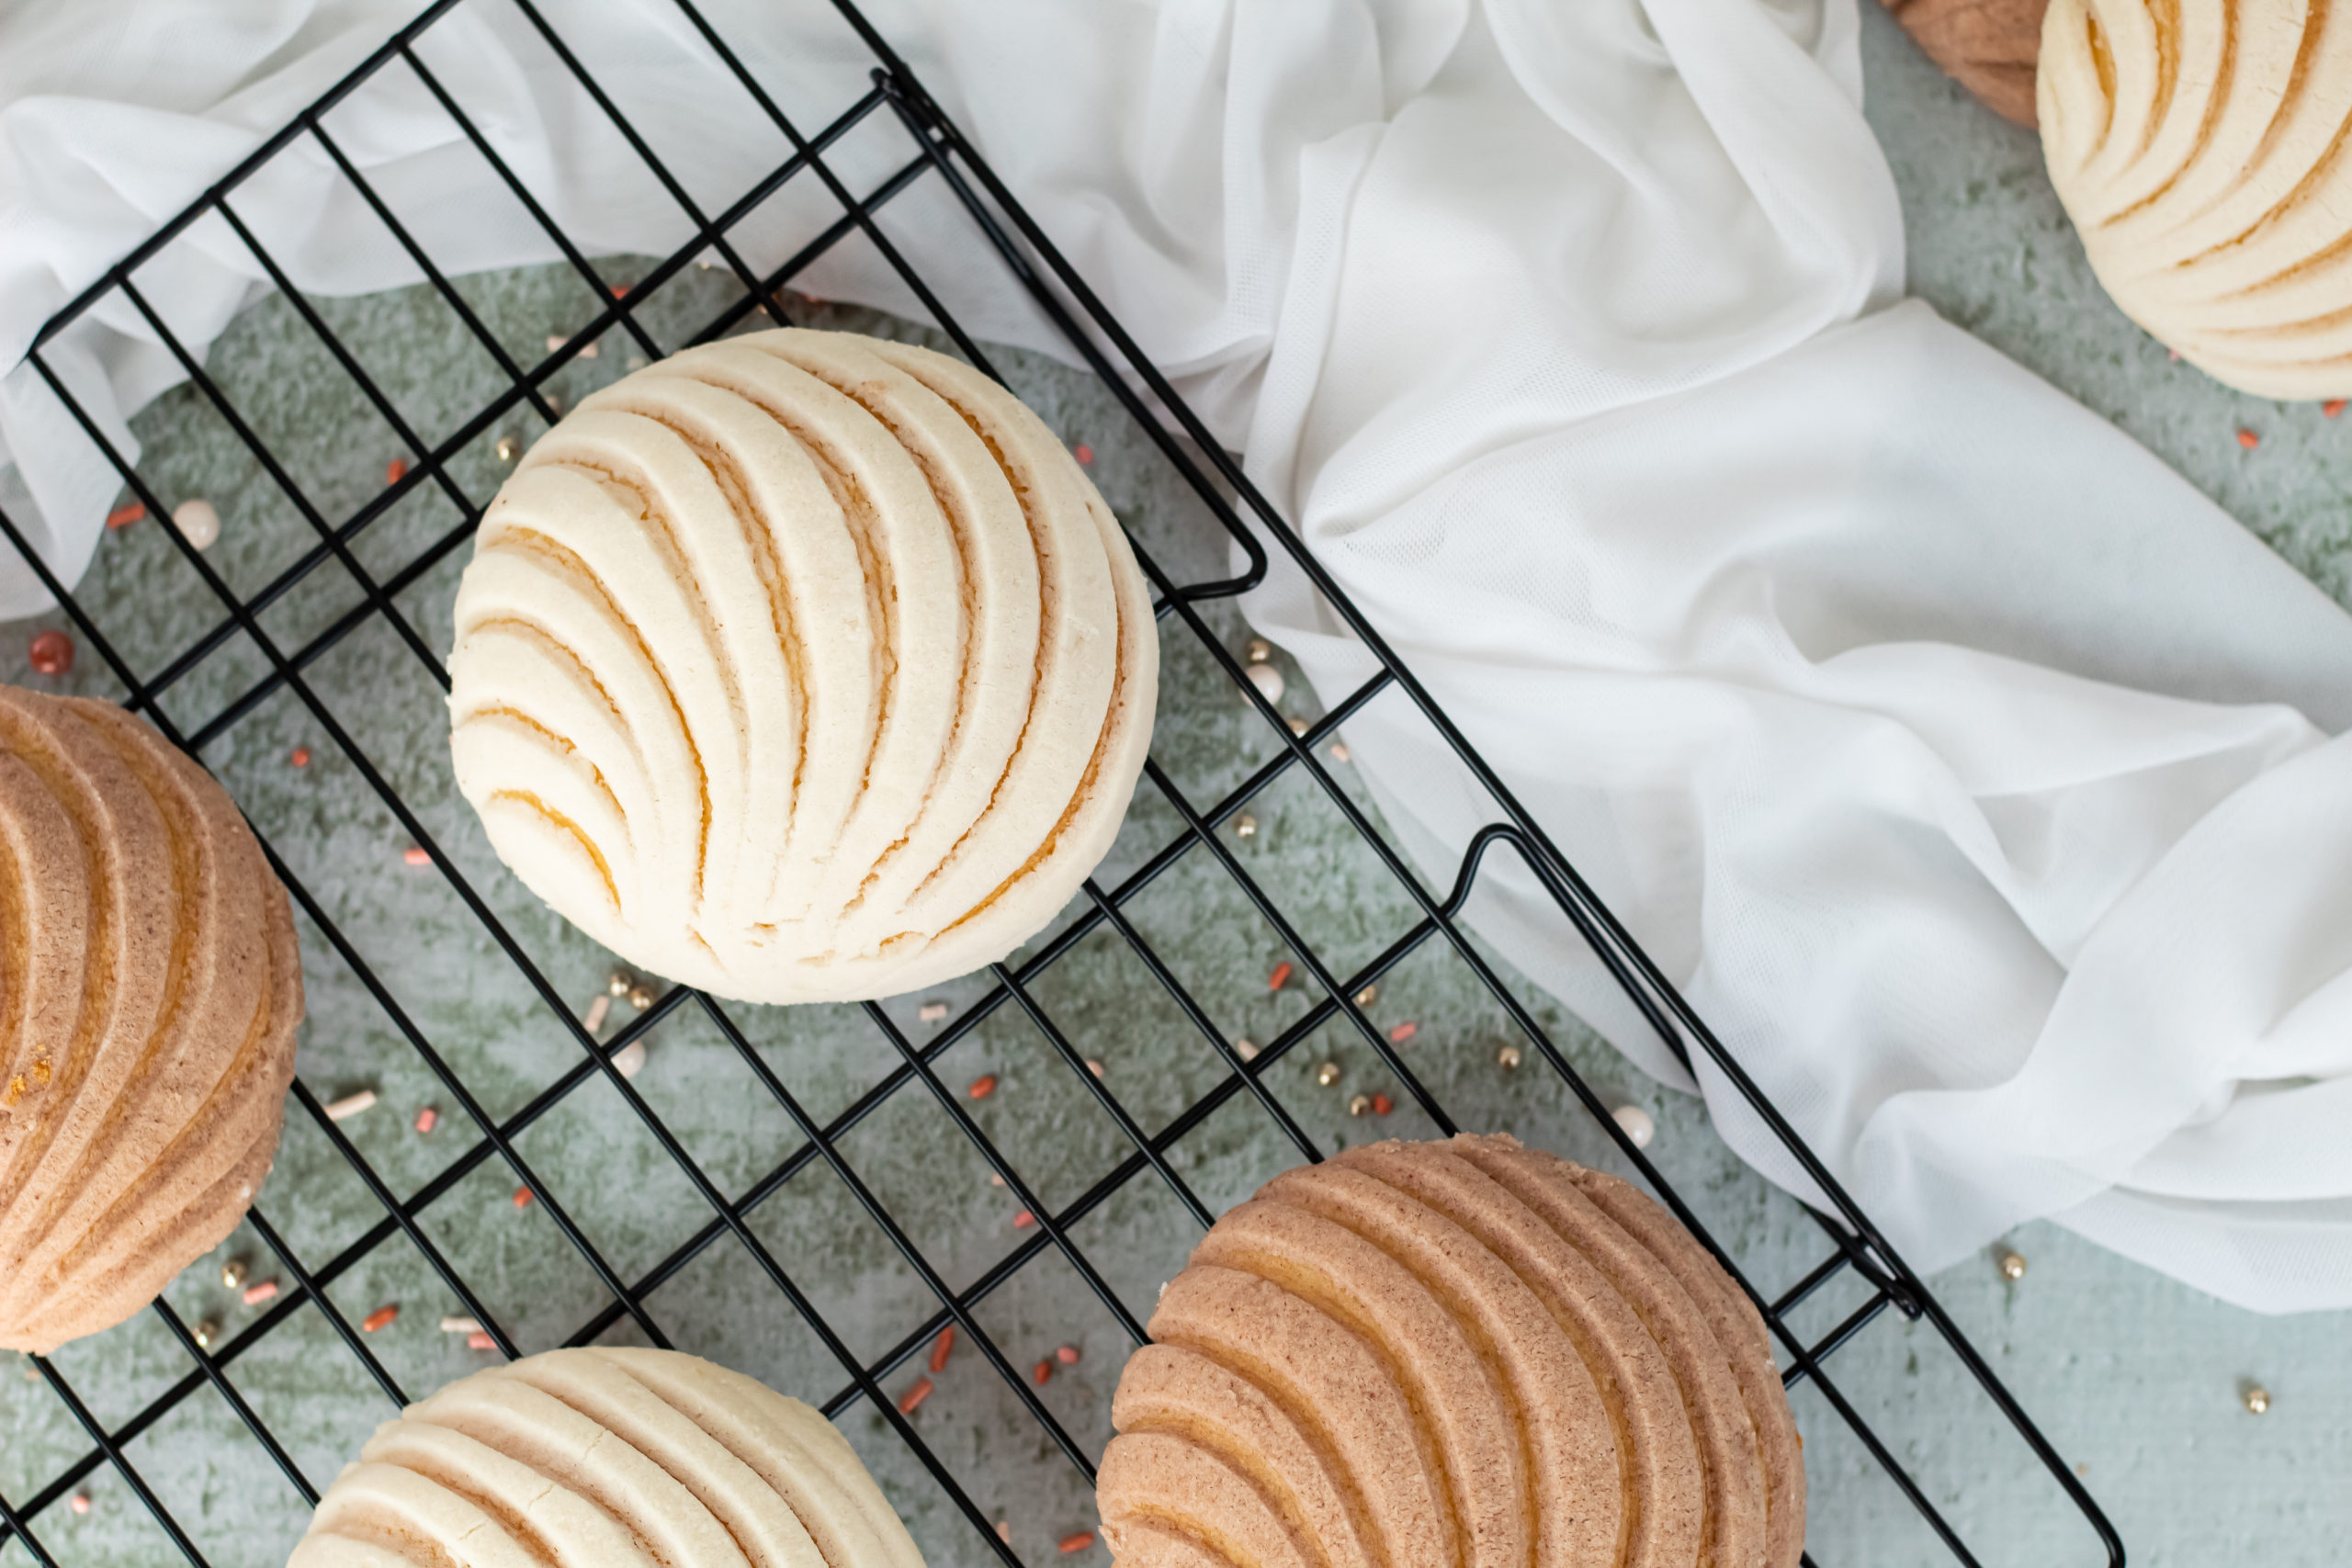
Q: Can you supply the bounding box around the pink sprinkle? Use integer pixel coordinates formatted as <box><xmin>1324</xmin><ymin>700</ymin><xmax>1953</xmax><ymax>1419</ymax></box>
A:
<box><xmin>1056</xmin><ymin>1344</ymin><xmax>1080</xmax><ymax>1365</ymax></box>
<box><xmin>243</xmin><ymin>1280</ymin><xmax>279</xmax><ymax>1306</ymax></box>
<box><xmin>1386</xmin><ymin>1021</ymin><xmax>1418</xmax><ymax>1044</ymax></box>
<box><xmin>1073</xmin><ymin>444</ymin><xmax>1094</xmax><ymax>466</ymax></box>
<box><xmin>402</xmin><ymin>845</ymin><xmax>430</xmax><ymax>867</ymax></box>
<box><xmin>1013</xmin><ymin>1210</ymin><xmax>1035</xmax><ymax>1229</ymax></box>
<box><xmin>1033</xmin><ymin>1358</ymin><xmax>1053</xmax><ymax>1385</ymax></box>
<box><xmin>468</xmin><ymin>1331</ymin><xmax>496</xmax><ymax>1350</ymax></box>
<box><xmin>1267</xmin><ymin>962</ymin><xmax>1293</xmax><ymax>992</ymax></box>
<box><xmin>27</xmin><ymin>629</ymin><xmax>74</xmax><ymax>676</ymax></box>
<box><xmin>414</xmin><ymin>1106</ymin><xmax>438</xmax><ymax>1134</ymax></box>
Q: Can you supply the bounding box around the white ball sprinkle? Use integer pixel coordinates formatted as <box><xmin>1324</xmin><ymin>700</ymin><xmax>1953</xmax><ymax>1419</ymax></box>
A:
<box><xmin>1244</xmin><ymin>661</ymin><xmax>1284</xmax><ymax>705</ymax></box>
<box><xmin>1611</xmin><ymin>1103</ymin><xmax>1656</xmax><ymax>1149</ymax></box>
<box><xmin>172</xmin><ymin>499</ymin><xmax>221</xmax><ymax>549</ymax></box>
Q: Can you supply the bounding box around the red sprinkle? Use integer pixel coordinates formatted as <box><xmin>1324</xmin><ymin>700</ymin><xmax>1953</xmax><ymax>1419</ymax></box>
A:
<box><xmin>968</xmin><ymin>1074</ymin><xmax>998</xmax><ymax>1100</ymax></box>
<box><xmin>1059</xmin><ymin>1532</ymin><xmax>1096</xmax><ymax>1554</ymax></box>
<box><xmin>2238</xmin><ymin>428</ymin><xmax>2261</xmax><ymax>449</ymax></box>
<box><xmin>898</xmin><ymin>1376</ymin><xmax>935</xmax><ymax>1415</ymax></box>
<box><xmin>1386</xmin><ymin>1021</ymin><xmax>1418</xmax><ymax>1044</ymax></box>
<box><xmin>243</xmin><ymin>1280</ymin><xmax>280</xmax><ymax>1306</ymax></box>
<box><xmin>1056</xmin><ymin>1344</ymin><xmax>1080</xmax><ymax>1365</ymax></box>
<box><xmin>1267</xmin><ymin>962</ymin><xmax>1293</xmax><ymax>992</ymax></box>
<box><xmin>1033</xmin><ymin>1359</ymin><xmax>1053</xmax><ymax>1385</ymax></box>
<box><xmin>362</xmin><ymin>1304</ymin><xmax>399</xmax><ymax>1333</ymax></box>
<box><xmin>1371</xmin><ymin>1093</ymin><xmax>1394</xmax><ymax>1116</ymax></box>
<box><xmin>1072</xmin><ymin>444</ymin><xmax>1094</xmax><ymax>466</ymax></box>
<box><xmin>27</xmin><ymin>629</ymin><xmax>74</xmax><ymax>676</ymax></box>
<box><xmin>414</xmin><ymin>1106</ymin><xmax>438</xmax><ymax>1134</ymax></box>
<box><xmin>2328</xmin><ymin>400</ymin><xmax>2347</xmax><ymax>419</ymax></box>
<box><xmin>289</xmin><ymin>746</ymin><xmax>311</xmax><ymax>767</ymax></box>
<box><xmin>403</xmin><ymin>846</ymin><xmax>430</xmax><ymax>866</ymax></box>
<box><xmin>105</xmin><ymin>502</ymin><xmax>146</xmax><ymax>530</ymax></box>
<box><xmin>513</xmin><ymin>1185</ymin><xmax>533</xmax><ymax>1208</ymax></box>
<box><xmin>1013</xmin><ymin>1210</ymin><xmax>1035</xmax><ymax>1229</ymax></box>
<box><xmin>929</xmin><ymin>1325</ymin><xmax>956</xmax><ymax>1373</ymax></box>
<box><xmin>387</xmin><ymin>457</ymin><xmax>409</xmax><ymax>485</ymax></box>
<box><xmin>468</xmin><ymin>1331</ymin><xmax>496</xmax><ymax>1350</ymax></box>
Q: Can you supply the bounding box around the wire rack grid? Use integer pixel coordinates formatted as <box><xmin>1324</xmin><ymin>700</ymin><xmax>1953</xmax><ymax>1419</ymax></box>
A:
<box><xmin>0</xmin><ymin>3</ymin><xmax>2123</xmax><ymax>1566</ymax></box>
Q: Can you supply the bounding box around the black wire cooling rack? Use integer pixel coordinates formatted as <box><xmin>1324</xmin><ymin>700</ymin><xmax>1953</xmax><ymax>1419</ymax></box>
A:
<box><xmin>0</xmin><ymin>3</ymin><xmax>2126</xmax><ymax>1565</ymax></box>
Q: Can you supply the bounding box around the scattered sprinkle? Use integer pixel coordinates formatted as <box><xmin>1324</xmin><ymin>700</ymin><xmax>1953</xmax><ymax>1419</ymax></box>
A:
<box><xmin>402</xmin><ymin>845</ymin><xmax>430</xmax><ymax>867</ymax></box>
<box><xmin>1371</xmin><ymin>1093</ymin><xmax>1393</xmax><ymax>1116</ymax></box>
<box><xmin>611</xmin><ymin>282</ymin><xmax>628</xmax><ymax>298</ymax></box>
<box><xmin>989</xmin><ymin>1171</ymin><xmax>1006</xmax><ymax>1188</ymax></box>
<box><xmin>1033</xmin><ymin>1358</ymin><xmax>1053</xmax><ymax>1385</ymax></box>
<box><xmin>898</xmin><ymin>1377</ymin><xmax>935</xmax><ymax>1415</ymax></box>
<box><xmin>387</xmin><ymin>457</ymin><xmax>408</xmax><ymax>485</ymax></box>
<box><xmin>609</xmin><ymin>971</ymin><xmax>635</xmax><ymax>998</ymax></box>
<box><xmin>628</xmin><ymin>355</ymin><xmax>649</xmax><ymax>371</ymax></box>
<box><xmin>2329</xmin><ymin>400</ymin><xmax>2347</xmax><ymax>419</ymax></box>
<box><xmin>513</xmin><ymin>1186</ymin><xmax>533</xmax><ymax>1208</ymax></box>
<box><xmin>362</xmin><ymin>1304</ymin><xmax>399</xmax><ymax>1333</ymax></box>
<box><xmin>1497</xmin><ymin>1043</ymin><xmax>1523</xmax><ymax>1071</ymax></box>
<box><xmin>1057</xmin><ymin>1344</ymin><xmax>1080</xmax><ymax>1365</ymax></box>
<box><xmin>414</xmin><ymin>1106</ymin><xmax>439</xmax><ymax>1134</ymax></box>
<box><xmin>2168</xmin><ymin>349</ymin><xmax>2180</xmax><ymax>361</ymax></box>
<box><xmin>172</xmin><ymin>499</ymin><xmax>221</xmax><ymax>550</ymax></box>
<box><xmin>1611</xmin><ymin>1103</ymin><xmax>1656</xmax><ymax>1148</ymax></box>
<box><xmin>243</xmin><ymin>1280</ymin><xmax>280</xmax><ymax>1306</ymax></box>
<box><xmin>930</xmin><ymin>1326</ymin><xmax>956</xmax><ymax>1373</ymax></box>
<box><xmin>27</xmin><ymin>629</ymin><xmax>74</xmax><ymax>676</ymax></box>
<box><xmin>289</xmin><ymin>746</ymin><xmax>311</xmax><ymax>767</ymax></box>
<box><xmin>613</xmin><ymin>1038</ymin><xmax>647</xmax><ymax>1078</ymax></box>
<box><xmin>1234</xmin><ymin>813</ymin><xmax>1258</xmax><ymax>839</ymax></box>
<box><xmin>627</xmin><ymin>982</ymin><xmax>656</xmax><ymax>1010</ymax></box>
<box><xmin>222</xmin><ymin>1258</ymin><xmax>248</xmax><ymax>1289</ymax></box>
<box><xmin>2244</xmin><ymin>1382</ymin><xmax>2271</xmax><ymax>1415</ymax></box>
<box><xmin>496</xmin><ymin>434</ymin><xmax>519</xmax><ymax>462</ymax></box>
<box><xmin>2237</xmin><ymin>427</ymin><xmax>2261</xmax><ymax>449</ymax></box>
<box><xmin>1386</xmin><ymin>1021</ymin><xmax>1418</xmax><ymax>1044</ymax></box>
<box><xmin>105</xmin><ymin>502</ymin><xmax>145</xmax><ymax>529</ymax></box>
<box><xmin>469</xmin><ymin>1331</ymin><xmax>498</xmax><ymax>1351</ymax></box>
<box><xmin>546</xmin><ymin>334</ymin><xmax>567</xmax><ymax>354</ymax></box>
<box><xmin>70</xmin><ymin>1493</ymin><xmax>89</xmax><ymax>1516</ymax></box>
<box><xmin>1267</xmin><ymin>962</ymin><xmax>1293</xmax><ymax>991</ymax></box>
<box><xmin>1354</xmin><ymin>985</ymin><xmax>1378</xmax><ymax>1007</ymax></box>
<box><xmin>1233</xmin><ymin>1038</ymin><xmax>1260</xmax><ymax>1062</ymax></box>
<box><xmin>1316</xmin><ymin>1061</ymin><xmax>1341</xmax><ymax>1088</ymax></box>
<box><xmin>1246</xmin><ymin>637</ymin><xmax>1272</xmax><ymax>664</ymax></box>
<box><xmin>997</xmin><ymin>1522</ymin><xmax>1012</xmax><ymax>1545</ymax></box>
<box><xmin>1348</xmin><ymin>1094</ymin><xmax>1371</xmax><ymax>1117</ymax></box>
<box><xmin>1073</xmin><ymin>444</ymin><xmax>1094</xmax><ymax>466</ymax></box>
<box><xmin>440</xmin><ymin>1316</ymin><xmax>483</xmax><ymax>1334</ymax></box>
<box><xmin>1059</xmin><ymin>1531</ymin><xmax>1096</xmax><ymax>1554</ymax></box>
<box><xmin>1013</xmin><ymin>1210</ymin><xmax>1035</xmax><ymax>1229</ymax></box>
<box><xmin>192</xmin><ymin>1319</ymin><xmax>220</xmax><ymax>1349</ymax></box>
<box><xmin>919</xmin><ymin>1001</ymin><xmax>949</xmax><ymax>1022</ymax></box>
<box><xmin>1287</xmin><ymin>716</ymin><xmax>1309</xmax><ymax>737</ymax></box>
<box><xmin>580</xmin><ymin>342</ymin><xmax>600</xmax><ymax>359</ymax></box>
<box><xmin>1329</xmin><ymin>742</ymin><xmax>1351</xmax><ymax>762</ymax></box>
<box><xmin>969</xmin><ymin>1074</ymin><xmax>999</xmax><ymax>1100</ymax></box>
<box><xmin>1085</xmin><ymin>1059</ymin><xmax>1104</xmax><ymax>1078</ymax></box>
<box><xmin>324</xmin><ymin>1089</ymin><xmax>377</xmax><ymax>1122</ymax></box>
<box><xmin>584</xmin><ymin>994</ymin><xmax>611</xmax><ymax>1033</ymax></box>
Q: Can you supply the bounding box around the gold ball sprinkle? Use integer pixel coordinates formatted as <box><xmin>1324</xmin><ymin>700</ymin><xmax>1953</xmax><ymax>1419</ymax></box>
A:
<box><xmin>1997</xmin><ymin>1249</ymin><xmax>2028</xmax><ymax>1282</ymax></box>
<box><xmin>607</xmin><ymin>971</ymin><xmax>633</xmax><ymax>998</ymax></box>
<box><xmin>1316</xmin><ymin>1060</ymin><xmax>1341</xmax><ymax>1088</ymax></box>
<box><xmin>1246</xmin><ymin>637</ymin><xmax>1272</xmax><ymax>664</ymax></box>
<box><xmin>220</xmin><ymin>1258</ymin><xmax>248</xmax><ymax>1291</ymax></box>
<box><xmin>1348</xmin><ymin>1094</ymin><xmax>1372</xmax><ymax>1117</ymax></box>
<box><xmin>1497</xmin><ymin>1043</ymin><xmax>1523</xmax><ymax>1071</ymax></box>
<box><xmin>192</xmin><ymin>1319</ymin><xmax>219</xmax><ymax>1350</ymax></box>
<box><xmin>1234</xmin><ymin>814</ymin><xmax>1257</xmax><ymax>839</ymax></box>
<box><xmin>2243</xmin><ymin>1383</ymin><xmax>2271</xmax><ymax>1415</ymax></box>
<box><xmin>627</xmin><ymin>982</ymin><xmax>656</xmax><ymax>1011</ymax></box>
<box><xmin>495</xmin><ymin>434</ymin><xmax>518</xmax><ymax>462</ymax></box>
<box><xmin>1353</xmin><ymin>984</ymin><xmax>1378</xmax><ymax>1008</ymax></box>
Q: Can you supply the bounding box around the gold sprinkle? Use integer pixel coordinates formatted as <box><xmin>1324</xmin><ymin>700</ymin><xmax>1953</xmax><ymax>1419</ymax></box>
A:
<box><xmin>1234</xmin><ymin>814</ymin><xmax>1257</xmax><ymax>839</ymax></box>
<box><xmin>1246</xmin><ymin>637</ymin><xmax>1272</xmax><ymax>664</ymax></box>
<box><xmin>1353</xmin><ymin>984</ymin><xmax>1377</xmax><ymax>1007</ymax></box>
<box><xmin>220</xmin><ymin>1258</ymin><xmax>248</xmax><ymax>1290</ymax></box>
<box><xmin>1288</xmin><ymin>716</ymin><xmax>1309</xmax><ymax>737</ymax></box>
<box><xmin>1348</xmin><ymin>1094</ymin><xmax>1371</xmax><ymax>1117</ymax></box>
<box><xmin>1997</xmin><ymin>1249</ymin><xmax>2027</xmax><ymax>1282</ymax></box>
<box><xmin>2243</xmin><ymin>1383</ymin><xmax>2271</xmax><ymax>1415</ymax></box>
<box><xmin>1316</xmin><ymin>1061</ymin><xmax>1341</xmax><ymax>1088</ymax></box>
<box><xmin>608</xmin><ymin>971</ymin><xmax>634</xmax><ymax>998</ymax></box>
<box><xmin>1497</xmin><ymin>1043</ymin><xmax>1523</xmax><ymax>1071</ymax></box>
<box><xmin>495</xmin><ymin>434</ymin><xmax>518</xmax><ymax>462</ymax></box>
<box><xmin>1330</xmin><ymin>742</ymin><xmax>1351</xmax><ymax>762</ymax></box>
<box><xmin>192</xmin><ymin>1319</ymin><xmax>219</xmax><ymax>1350</ymax></box>
<box><xmin>627</xmin><ymin>982</ymin><xmax>656</xmax><ymax>1011</ymax></box>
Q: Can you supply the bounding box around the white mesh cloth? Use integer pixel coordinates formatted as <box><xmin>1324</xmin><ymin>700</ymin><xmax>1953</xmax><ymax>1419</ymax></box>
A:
<box><xmin>7</xmin><ymin>0</ymin><xmax>2352</xmax><ymax>1310</ymax></box>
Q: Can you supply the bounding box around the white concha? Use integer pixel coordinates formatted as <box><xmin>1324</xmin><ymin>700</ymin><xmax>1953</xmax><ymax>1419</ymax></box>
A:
<box><xmin>2039</xmin><ymin>0</ymin><xmax>2352</xmax><ymax>397</ymax></box>
<box><xmin>448</xmin><ymin>329</ymin><xmax>1159</xmax><ymax>1003</ymax></box>
<box><xmin>287</xmin><ymin>1348</ymin><xmax>928</xmax><ymax>1568</ymax></box>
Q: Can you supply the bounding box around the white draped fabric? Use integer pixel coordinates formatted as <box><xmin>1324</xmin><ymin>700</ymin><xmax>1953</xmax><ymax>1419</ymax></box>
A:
<box><xmin>7</xmin><ymin>0</ymin><xmax>2352</xmax><ymax>1310</ymax></box>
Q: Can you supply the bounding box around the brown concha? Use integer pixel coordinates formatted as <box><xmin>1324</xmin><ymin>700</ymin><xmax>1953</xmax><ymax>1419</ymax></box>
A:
<box><xmin>0</xmin><ymin>687</ymin><xmax>302</xmax><ymax>1354</ymax></box>
<box><xmin>1100</xmin><ymin>1133</ymin><xmax>1805</xmax><ymax>1568</ymax></box>
<box><xmin>1881</xmin><ymin>0</ymin><xmax>2048</xmax><ymax>128</ymax></box>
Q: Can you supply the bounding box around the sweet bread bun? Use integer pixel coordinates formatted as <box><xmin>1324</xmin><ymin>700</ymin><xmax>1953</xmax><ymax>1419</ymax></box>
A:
<box><xmin>1100</xmin><ymin>1134</ymin><xmax>1804</xmax><ymax>1568</ymax></box>
<box><xmin>2040</xmin><ymin>0</ymin><xmax>2352</xmax><ymax>396</ymax></box>
<box><xmin>447</xmin><ymin>329</ymin><xmax>1158</xmax><ymax>1004</ymax></box>
<box><xmin>288</xmin><ymin>1348</ymin><xmax>927</xmax><ymax>1568</ymax></box>
<box><xmin>0</xmin><ymin>687</ymin><xmax>302</xmax><ymax>1354</ymax></box>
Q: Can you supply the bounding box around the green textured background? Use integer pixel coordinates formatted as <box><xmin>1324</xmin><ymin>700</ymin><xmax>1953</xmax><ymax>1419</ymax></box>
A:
<box><xmin>0</xmin><ymin>6</ymin><xmax>2347</xmax><ymax>1564</ymax></box>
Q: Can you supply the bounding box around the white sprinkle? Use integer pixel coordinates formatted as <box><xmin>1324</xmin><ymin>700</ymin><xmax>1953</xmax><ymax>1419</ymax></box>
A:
<box><xmin>919</xmin><ymin>1001</ymin><xmax>949</xmax><ymax>1022</ymax></box>
<box><xmin>613</xmin><ymin>1038</ymin><xmax>647</xmax><ymax>1078</ymax></box>
<box><xmin>1085</xmin><ymin>1059</ymin><xmax>1104</xmax><ymax>1078</ymax></box>
<box><xmin>628</xmin><ymin>355</ymin><xmax>649</xmax><ymax>371</ymax></box>
<box><xmin>171</xmin><ymin>499</ymin><xmax>220</xmax><ymax>550</ymax></box>
<box><xmin>989</xmin><ymin>1172</ymin><xmax>1005</xmax><ymax>1188</ymax></box>
<box><xmin>1611</xmin><ymin>1103</ymin><xmax>1656</xmax><ymax>1149</ymax></box>
<box><xmin>583</xmin><ymin>994</ymin><xmax>610</xmax><ymax>1032</ymax></box>
<box><xmin>1244</xmin><ymin>662</ymin><xmax>1284</xmax><ymax>705</ymax></box>
<box><xmin>324</xmin><ymin>1089</ymin><xmax>377</xmax><ymax>1122</ymax></box>
<box><xmin>579</xmin><ymin>342</ymin><xmax>599</xmax><ymax>359</ymax></box>
<box><xmin>1329</xmin><ymin>742</ymin><xmax>1351</xmax><ymax>762</ymax></box>
<box><xmin>545</xmin><ymin>334</ymin><xmax>567</xmax><ymax>353</ymax></box>
<box><xmin>439</xmin><ymin>1315</ymin><xmax>483</xmax><ymax>1335</ymax></box>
